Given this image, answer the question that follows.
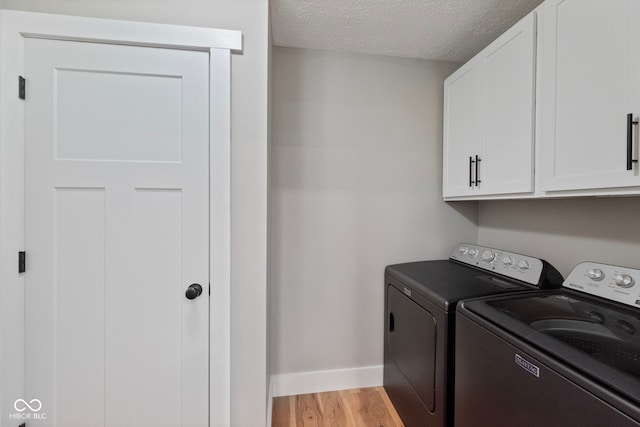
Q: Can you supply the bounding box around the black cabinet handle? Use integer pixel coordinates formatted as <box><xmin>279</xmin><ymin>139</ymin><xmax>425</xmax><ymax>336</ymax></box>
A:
<box><xmin>627</xmin><ymin>113</ymin><xmax>638</xmax><ymax>170</ymax></box>
<box><xmin>469</xmin><ymin>156</ymin><xmax>475</xmax><ymax>187</ymax></box>
<box><xmin>475</xmin><ymin>155</ymin><xmax>482</xmax><ymax>185</ymax></box>
<box><xmin>389</xmin><ymin>312</ymin><xmax>395</xmax><ymax>332</ymax></box>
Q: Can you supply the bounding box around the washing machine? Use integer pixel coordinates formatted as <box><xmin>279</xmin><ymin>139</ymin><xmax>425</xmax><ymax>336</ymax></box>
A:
<box><xmin>383</xmin><ymin>243</ymin><xmax>563</xmax><ymax>427</ymax></box>
<box><xmin>455</xmin><ymin>261</ymin><xmax>640</xmax><ymax>426</ymax></box>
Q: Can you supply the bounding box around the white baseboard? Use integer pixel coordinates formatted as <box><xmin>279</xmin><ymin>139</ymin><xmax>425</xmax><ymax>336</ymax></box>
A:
<box><xmin>270</xmin><ymin>365</ymin><xmax>383</xmax><ymax>397</ymax></box>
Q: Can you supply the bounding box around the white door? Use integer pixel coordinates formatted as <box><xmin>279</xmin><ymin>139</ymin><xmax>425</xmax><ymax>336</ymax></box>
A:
<box><xmin>479</xmin><ymin>12</ymin><xmax>536</xmax><ymax>196</ymax></box>
<box><xmin>24</xmin><ymin>37</ymin><xmax>210</xmax><ymax>427</ymax></box>
<box><xmin>540</xmin><ymin>0</ymin><xmax>640</xmax><ymax>191</ymax></box>
<box><xmin>443</xmin><ymin>61</ymin><xmax>482</xmax><ymax>198</ymax></box>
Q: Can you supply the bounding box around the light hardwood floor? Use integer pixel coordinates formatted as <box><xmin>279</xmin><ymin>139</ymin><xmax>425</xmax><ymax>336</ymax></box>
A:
<box><xmin>272</xmin><ymin>387</ymin><xmax>404</xmax><ymax>427</ymax></box>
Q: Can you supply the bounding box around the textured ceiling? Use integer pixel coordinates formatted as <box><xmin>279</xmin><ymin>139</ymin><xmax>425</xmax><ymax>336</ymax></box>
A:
<box><xmin>271</xmin><ymin>0</ymin><xmax>544</xmax><ymax>62</ymax></box>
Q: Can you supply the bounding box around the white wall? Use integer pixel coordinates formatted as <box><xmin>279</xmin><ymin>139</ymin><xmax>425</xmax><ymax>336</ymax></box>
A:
<box><xmin>270</xmin><ymin>47</ymin><xmax>478</xmax><ymax>379</ymax></box>
<box><xmin>478</xmin><ymin>198</ymin><xmax>640</xmax><ymax>277</ymax></box>
<box><xmin>1</xmin><ymin>1</ymin><xmax>270</xmax><ymax>425</ymax></box>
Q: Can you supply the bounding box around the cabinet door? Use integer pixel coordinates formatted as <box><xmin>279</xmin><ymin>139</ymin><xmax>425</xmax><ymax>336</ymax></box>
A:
<box><xmin>443</xmin><ymin>61</ymin><xmax>482</xmax><ymax>198</ymax></box>
<box><xmin>478</xmin><ymin>13</ymin><xmax>536</xmax><ymax>195</ymax></box>
<box><xmin>540</xmin><ymin>0</ymin><xmax>639</xmax><ymax>191</ymax></box>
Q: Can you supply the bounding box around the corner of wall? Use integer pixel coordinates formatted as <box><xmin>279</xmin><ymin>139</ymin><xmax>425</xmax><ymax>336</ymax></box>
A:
<box><xmin>266</xmin><ymin>377</ymin><xmax>274</xmax><ymax>427</ymax></box>
<box><xmin>266</xmin><ymin>3</ymin><xmax>274</xmax><ymax>425</ymax></box>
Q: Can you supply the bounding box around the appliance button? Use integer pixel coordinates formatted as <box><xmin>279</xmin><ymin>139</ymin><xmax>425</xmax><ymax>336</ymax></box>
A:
<box><xmin>518</xmin><ymin>260</ymin><xmax>530</xmax><ymax>270</ymax></box>
<box><xmin>615</xmin><ymin>274</ymin><xmax>635</xmax><ymax>288</ymax></box>
<box><xmin>482</xmin><ymin>250</ymin><xmax>496</xmax><ymax>262</ymax></box>
<box><xmin>587</xmin><ymin>268</ymin><xmax>605</xmax><ymax>281</ymax></box>
<box><xmin>502</xmin><ymin>256</ymin><xmax>513</xmax><ymax>266</ymax></box>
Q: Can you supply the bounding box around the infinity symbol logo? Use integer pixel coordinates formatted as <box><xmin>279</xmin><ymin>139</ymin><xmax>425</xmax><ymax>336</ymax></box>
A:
<box><xmin>14</xmin><ymin>399</ymin><xmax>42</xmax><ymax>412</ymax></box>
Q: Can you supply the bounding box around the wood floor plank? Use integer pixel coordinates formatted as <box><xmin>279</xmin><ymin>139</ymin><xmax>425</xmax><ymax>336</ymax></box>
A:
<box><xmin>272</xmin><ymin>395</ymin><xmax>292</xmax><ymax>427</ymax></box>
<box><xmin>337</xmin><ymin>389</ymin><xmax>360</xmax><ymax>426</ymax></box>
<box><xmin>317</xmin><ymin>391</ymin><xmax>348</xmax><ymax>427</ymax></box>
<box><xmin>296</xmin><ymin>393</ymin><xmax>323</xmax><ymax>427</ymax></box>
<box><xmin>354</xmin><ymin>388</ymin><xmax>399</xmax><ymax>427</ymax></box>
<box><xmin>272</xmin><ymin>387</ymin><xmax>404</xmax><ymax>427</ymax></box>
<box><xmin>377</xmin><ymin>387</ymin><xmax>405</xmax><ymax>426</ymax></box>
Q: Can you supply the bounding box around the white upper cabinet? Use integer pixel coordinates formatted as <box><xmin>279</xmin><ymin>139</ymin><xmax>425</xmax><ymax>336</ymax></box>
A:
<box><xmin>540</xmin><ymin>0</ymin><xmax>640</xmax><ymax>192</ymax></box>
<box><xmin>443</xmin><ymin>12</ymin><xmax>537</xmax><ymax>199</ymax></box>
<box><xmin>443</xmin><ymin>61</ymin><xmax>482</xmax><ymax>197</ymax></box>
<box><xmin>482</xmin><ymin>13</ymin><xmax>537</xmax><ymax>196</ymax></box>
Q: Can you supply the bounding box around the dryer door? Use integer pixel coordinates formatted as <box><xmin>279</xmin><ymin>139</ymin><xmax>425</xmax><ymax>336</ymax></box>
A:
<box><xmin>387</xmin><ymin>286</ymin><xmax>437</xmax><ymax>412</ymax></box>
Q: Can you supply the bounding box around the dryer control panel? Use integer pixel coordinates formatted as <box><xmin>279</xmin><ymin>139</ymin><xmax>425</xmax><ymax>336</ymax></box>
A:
<box><xmin>564</xmin><ymin>262</ymin><xmax>640</xmax><ymax>308</ymax></box>
<box><xmin>449</xmin><ymin>243</ymin><xmax>545</xmax><ymax>286</ymax></box>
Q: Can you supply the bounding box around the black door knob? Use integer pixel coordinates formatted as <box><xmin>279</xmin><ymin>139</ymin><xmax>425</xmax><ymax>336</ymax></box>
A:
<box><xmin>185</xmin><ymin>283</ymin><xmax>203</xmax><ymax>300</ymax></box>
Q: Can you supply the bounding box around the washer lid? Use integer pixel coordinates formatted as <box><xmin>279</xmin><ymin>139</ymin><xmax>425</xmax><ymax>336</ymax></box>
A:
<box><xmin>462</xmin><ymin>290</ymin><xmax>640</xmax><ymax>408</ymax></box>
<box><xmin>487</xmin><ymin>292</ymin><xmax>640</xmax><ymax>380</ymax></box>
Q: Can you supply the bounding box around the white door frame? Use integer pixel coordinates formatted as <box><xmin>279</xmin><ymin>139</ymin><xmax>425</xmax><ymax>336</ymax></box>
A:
<box><xmin>0</xmin><ymin>10</ymin><xmax>240</xmax><ymax>427</ymax></box>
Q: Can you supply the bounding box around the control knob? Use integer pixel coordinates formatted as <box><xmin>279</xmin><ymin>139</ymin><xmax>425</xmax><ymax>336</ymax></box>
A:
<box><xmin>468</xmin><ymin>248</ymin><xmax>478</xmax><ymax>257</ymax></box>
<box><xmin>502</xmin><ymin>256</ymin><xmax>513</xmax><ymax>266</ymax></box>
<box><xmin>482</xmin><ymin>250</ymin><xmax>496</xmax><ymax>262</ymax></box>
<box><xmin>459</xmin><ymin>246</ymin><xmax>468</xmax><ymax>255</ymax></box>
<box><xmin>518</xmin><ymin>260</ymin><xmax>530</xmax><ymax>270</ymax></box>
<box><xmin>615</xmin><ymin>274</ymin><xmax>635</xmax><ymax>288</ymax></box>
<box><xmin>587</xmin><ymin>268</ymin><xmax>605</xmax><ymax>281</ymax></box>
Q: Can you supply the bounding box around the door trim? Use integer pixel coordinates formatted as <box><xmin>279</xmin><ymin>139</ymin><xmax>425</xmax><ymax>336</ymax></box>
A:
<box><xmin>0</xmin><ymin>10</ymin><xmax>240</xmax><ymax>426</ymax></box>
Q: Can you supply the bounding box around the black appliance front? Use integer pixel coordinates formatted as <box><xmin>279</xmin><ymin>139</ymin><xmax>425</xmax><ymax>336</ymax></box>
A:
<box><xmin>384</xmin><ymin>279</ymin><xmax>448</xmax><ymax>427</ymax></box>
<box><xmin>383</xmin><ymin>244</ymin><xmax>563</xmax><ymax>427</ymax></box>
<box><xmin>455</xmin><ymin>290</ymin><xmax>640</xmax><ymax>426</ymax></box>
<box><xmin>387</xmin><ymin>286</ymin><xmax>437</xmax><ymax>413</ymax></box>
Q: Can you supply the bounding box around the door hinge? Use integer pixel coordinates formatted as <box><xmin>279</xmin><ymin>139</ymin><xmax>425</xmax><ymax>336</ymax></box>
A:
<box><xmin>18</xmin><ymin>251</ymin><xmax>26</xmax><ymax>273</ymax></box>
<box><xmin>18</xmin><ymin>76</ymin><xmax>26</xmax><ymax>100</ymax></box>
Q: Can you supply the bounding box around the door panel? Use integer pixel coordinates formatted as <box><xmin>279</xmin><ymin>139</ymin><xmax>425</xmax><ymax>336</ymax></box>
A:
<box><xmin>131</xmin><ymin>189</ymin><xmax>183</xmax><ymax>426</ymax></box>
<box><xmin>55</xmin><ymin>69</ymin><xmax>183</xmax><ymax>162</ymax></box>
<box><xmin>629</xmin><ymin>0</ymin><xmax>640</xmax><ymax>166</ymax></box>
<box><xmin>55</xmin><ymin>188</ymin><xmax>107</xmax><ymax>425</ymax></box>
<box><xmin>24</xmin><ymin>38</ymin><xmax>209</xmax><ymax>427</ymax></box>
<box><xmin>554</xmin><ymin>0</ymin><xmax>626</xmax><ymax>179</ymax></box>
<box><xmin>541</xmin><ymin>0</ymin><xmax>638</xmax><ymax>191</ymax></box>
<box><xmin>443</xmin><ymin>62</ymin><xmax>482</xmax><ymax>197</ymax></box>
<box><xmin>481</xmin><ymin>12</ymin><xmax>536</xmax><ymax>195</ymax></box>
<box><xmin>387</xmin><ymin>286</ymin><xmax>437</xmax><ymax>412</ymax></box>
